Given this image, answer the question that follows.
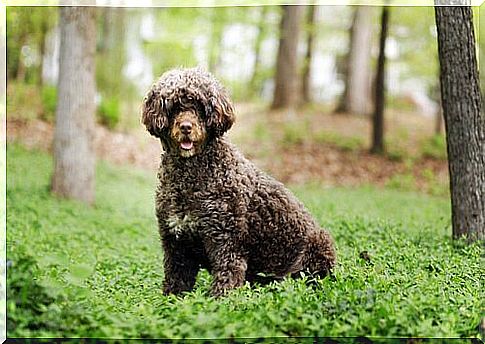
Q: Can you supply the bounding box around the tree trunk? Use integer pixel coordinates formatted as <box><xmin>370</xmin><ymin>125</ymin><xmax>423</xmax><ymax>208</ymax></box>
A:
<box><xmin>98</xmin><ymin>7</ymin><xmax>111</xmax><ymax>53</ymax></box>
<box><xmin>435</xmin><ymin>5</ymin><xmax>485</xmax><ymax>241</ymax></box>
<box><xmin>249</xmin><ymin>6</ymin><xmax>269</xmax><ymax>97</ymax></box>
<box><xmin>336</xmin><ymin>7</ymin><xmax>374</xmax><ymax>115</ymax></box>
<box><xmin>271</xmin><ymin>5</ymin><xmax>304</xmax><ymax>110</ymax></box>
<box><xmin>301</xmin><ymin>5</ymin><xmax>317</xmax><ymax>104</ymax></box>
<box><xmin>38</xmin><ymin>20</ymin><xmax>48</xmax><ymax>86</ymax></box>
<box><xmin>370</xmin><ymin>6</ymin><xmax>389</xmax><ymax>155</ymax></box>
<box><xmin>52</xmin><ymin>7</ymin><xmax>96</xmax><ymax>205</ymax></box>
<box><xmin>97</xmin><ymin>7</ymin><xmax>126</xmax><ymax>96</ymax></box>
<box><xmin>15</xmin><ymin>33</ymin><xmax>27</xmax><ymax>82</ymax></box>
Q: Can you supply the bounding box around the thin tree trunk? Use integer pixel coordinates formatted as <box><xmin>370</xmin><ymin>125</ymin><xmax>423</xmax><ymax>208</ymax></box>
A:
<box><xmin>271</xmin><ymin>5</ymin><xmax>304</xmax><ymax>110</ymax></box>
<box><xmin>301</xmin><ymin>5</ymin><xmax>317</xmax><ymax>104</ymax></box>
<box><xmin>39</xmin><ymin>23</ymin><xmax>48</xmax><ymax>86</ymax></box>
<box><xmin>370</xmin><ymin>6</ymin><xmax>389</xmax><ymax>155</ymax></box>
<box><xmin>249</xmin><ymin>6</ymin><xmax>268</xmax><ymax>97</ymax></box>
<box><xmin>435</xmin><ymin>5</ymin><xmax>485</xmax><ymax>241</ymax></box>
<box><xmin>37</xmin><ymin>14</ymin><xmax>52</xmax><ymax>86</ymax></box>
<box><xmin>98</xmin><ymin>7</ymin><xmax>111</xmax><ymax>53</ymax></box>
<box><xmin>336</xmin><ymin>7</ymin><xmax>374</xmax><ymax>115</ymax></box>
<box><xmin>15</xmin><ymin>34</ymin><xmax>27</xmax><ymax>82</ymax></box>
<box><xmin>52</xmin><ymin>7</ymin><xmax>96</xmax><ymax>204</ymax></box>
<box><xmin>97</xmin><ymin>7</ymin><xmax>125</xmax><ymax>96</ymax></box>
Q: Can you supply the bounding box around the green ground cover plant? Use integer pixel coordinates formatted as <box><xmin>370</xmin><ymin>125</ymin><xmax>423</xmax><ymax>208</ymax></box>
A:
<box><xmin>7</xmin><ymin>145</ymin><xmax>484</xmax><ymax>339</ymax></box>
<box><xmin>420</xmin><ymin>134</ymin><xmax>448</xmax><ymax>161</ymax></box>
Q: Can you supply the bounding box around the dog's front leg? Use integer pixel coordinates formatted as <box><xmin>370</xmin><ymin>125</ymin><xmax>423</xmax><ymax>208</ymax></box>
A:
<box><xmin>161</xmin><ymin>237</ymin><xmax>199</xmax><ymax>295</ymax></box>
<box><xmin>205</xmin><ymin>239</ymin><xmax>247</xmax><ymax>297</ymax></box>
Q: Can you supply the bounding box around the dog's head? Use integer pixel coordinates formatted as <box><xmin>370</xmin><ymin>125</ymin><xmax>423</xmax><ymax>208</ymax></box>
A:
<box><xmin>141</xmin><ymin>67</ymin><xmax>235</xmax><ymax>158</ymax></box>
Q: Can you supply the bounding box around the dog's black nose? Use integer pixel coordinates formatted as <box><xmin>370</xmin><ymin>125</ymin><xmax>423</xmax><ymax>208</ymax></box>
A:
<box><xmin>180</xmin><ymin>121</ymin><xmax>192</xmax><ymax>134</ymax></box>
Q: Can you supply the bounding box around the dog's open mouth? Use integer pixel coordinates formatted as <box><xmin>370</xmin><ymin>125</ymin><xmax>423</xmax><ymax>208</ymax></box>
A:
<box><xmin>180</xmin><ymin>140</ymin><xmax>194</xmax><ymax>150</ymax></box>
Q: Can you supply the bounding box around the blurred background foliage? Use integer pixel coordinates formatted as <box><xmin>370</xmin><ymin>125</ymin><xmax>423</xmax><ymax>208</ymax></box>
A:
<box><xmin>6</xmin><ymin>5</ymin><xmax>481</xmax><ymax>127</ymax></box>
<box><xmin>5</xmin><ymin>4</ymin><xmax>485</xmax><ymax>193</ymax></box>
<box><xmin>7</xmin><ymin>5</ymin><xmax>481</xmax><ymax>126</ymax></box>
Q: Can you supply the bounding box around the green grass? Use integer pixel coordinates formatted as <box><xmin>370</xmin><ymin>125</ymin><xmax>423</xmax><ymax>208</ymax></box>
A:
<box><xmin>7</xmin><ymin>145</ymin><xmax>484</xmax><ymax>339</ymax></box>
<box><xmin>280</xmin><ymin>120</ymin><xmax>364</xmax><ymax>153</ymax></box>
<box><xmin>314</xmin><ymin>131</ymin><xmax>364</xmax><ymax>152</ymax></box>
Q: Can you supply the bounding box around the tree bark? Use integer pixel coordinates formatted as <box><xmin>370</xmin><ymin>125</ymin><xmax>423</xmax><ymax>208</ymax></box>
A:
<box><xmin>336</xmin><ymin>7</ymin><xmax>374</xmax><ymax>115</ymax></box>
<box><xmin>52</xmin><ymin>7</ymin><xmax>96</xmax><ymax>205</ymax></box>
<box><xmin>301</xmin><ymin>5</ymin><xmax>317</xmax><ymax>104</ymax></box>
<box><xmin>435</xmin><ymin>5</ymin><xmax>485</xmax><ymax>241</ymax></box>
<box><xmin>271</xmin><ymin>5</ymin><xmax>304</xmax><ymax>110</ymax></box>
<box><xmin>370</xmin><ymin>6</ymin><xmax>389</xmax><ymax>155</ymax></box>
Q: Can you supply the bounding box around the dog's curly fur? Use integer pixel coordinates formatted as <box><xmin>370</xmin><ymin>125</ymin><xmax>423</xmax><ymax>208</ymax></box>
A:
<box><xmin>142</xmin><ymin>67</ymin><xmax>336</xmax><ymax>296</ymax></box>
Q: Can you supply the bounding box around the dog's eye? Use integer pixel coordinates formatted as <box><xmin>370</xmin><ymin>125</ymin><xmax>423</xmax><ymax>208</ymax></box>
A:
<box><xmin>192</xmin><ymin>102</ymin><xmax>204</xmax><ymax>117</ymax></box>
<box><xmin>181</xmin><ymin>95</ymin><xmax>194</xmax><ymax>105</ymax></box>
<box><xmin>167</xmin><ymin>103</ymin><xmax>181</xmax><ymax>117</ymax></box>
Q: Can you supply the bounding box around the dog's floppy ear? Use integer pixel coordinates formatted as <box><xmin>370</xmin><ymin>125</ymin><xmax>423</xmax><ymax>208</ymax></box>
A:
<box><xmin>141</xmin><ymin>88</ymin><xmax>169</xmax><ymax>137</ymax></box>
<box><xmin>206</xmin><ymin>91</ymin><xmax>235</xmax><ymax>136</ymax></box>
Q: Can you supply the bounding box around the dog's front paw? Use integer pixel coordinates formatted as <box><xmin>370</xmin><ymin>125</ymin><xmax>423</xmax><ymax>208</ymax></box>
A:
<box><xmin>162</xmin><ymin>283</ymin><xmax>178</xmax><ymax>296</ymax></box>
<box><xmin>162</xmin><ymin>279</ymin><xmax>194</xmax><ymax>296</ymax></box>
<box><xmin>211</xmin><ymin>285</ymin><xmax>227</xmax><ymax>298</ymax></box>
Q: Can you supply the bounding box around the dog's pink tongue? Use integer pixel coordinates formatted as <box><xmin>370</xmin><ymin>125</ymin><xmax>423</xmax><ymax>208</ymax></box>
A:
<box><xmin>181</xmin><ymin>141</ymin><xmax>194</xmax><ymax>150</ymax></box>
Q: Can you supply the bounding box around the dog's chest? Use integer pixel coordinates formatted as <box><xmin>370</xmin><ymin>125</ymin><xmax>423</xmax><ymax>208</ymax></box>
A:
<box><xmin>157</xmin><ymin>162</ymin><xmax>232</xmax><ymax>239</ymax></box>
<box><xmin>164</xmin><ymin>213</ymin><xmax>199</xmax><ymax>239</ymax></box>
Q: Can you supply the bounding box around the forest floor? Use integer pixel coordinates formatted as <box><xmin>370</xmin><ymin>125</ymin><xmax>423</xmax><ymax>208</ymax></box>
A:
<box><xmin>7</xmin><ymin>102</ymin><xmax>449</xmax><ymax>195</ymax></box>
<box><xmin>8</xmin><ymin>96</ymin><xmax>484</xmax><ymax>339</ymax></box>
<box><xmin>7</xmin><ymin>145</ymin><xmax>483</xmax><ymax>338</ymax></box>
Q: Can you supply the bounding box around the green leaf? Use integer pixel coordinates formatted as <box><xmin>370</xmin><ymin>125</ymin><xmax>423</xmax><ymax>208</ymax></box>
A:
<box><xmin>65</xmin><ymin>263</ymin><xmax>95</xmax><ymax>286</ymax></box>
<box><xmin>37</xmin><ymin>252</ymin><xmax>70</xmax><ymax>268</ymax></box>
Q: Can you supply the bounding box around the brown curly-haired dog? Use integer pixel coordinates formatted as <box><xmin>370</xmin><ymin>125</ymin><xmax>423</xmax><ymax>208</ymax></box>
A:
<box><xmin>142</xmin><ymin>67</ymin><xmax>336</xmax><ymax>297</ymax></box>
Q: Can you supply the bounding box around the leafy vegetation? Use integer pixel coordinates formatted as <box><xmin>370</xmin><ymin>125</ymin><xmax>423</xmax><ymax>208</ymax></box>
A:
<box><xmin>98</xmin><ymin>96</ymin><xmax>121</xmax><ymax>129</ymax></box>
<box><xmin>6</xmin><ymin>82</ymin><xmax>43</xmax><ymax>122</ymax></box>
<box><xmin>385</xmin><ymin>173</ymin><xmax>416</xmax><ymax>192</ymax></box>
<box><xmin>420</xmin><ymin>168</ymin><xmax>448</xmax><ymax>197</ymax></box>
<box><xmin>315</xmin><ymin>131</ymin><xmax>364</xmax><ymax>152</ymax></box>
<box><xmin>420</xmin><ymin>134</ymin><xmax>447</xmax><ymax>160</ymax></box>
<box><xmin>40</xmin><ymin>85</ymin><xmax>57</xmax><ymax>122</ymax></box>
<box><xmin>7</xmin><ymin>6</ymin><xmax>450</xmax><ymax>128</ymax></box>
<box><xmin>7</xmin><ymin>145</ymin><xmax>483</xmax><ymax>339</ymax></box>
<box><xmin>282</xmin><ymin>121</ymin><xmax>308</xmax><ymax>146</ymax></box>
<box><xmin>6</xmin><ymin>7</ymin><xmax>58</xmax><ymax>83</ymax></box>
<box><xmin>279</xmin><ymin>120</ymin><xmax>364</xmax><ymax>152</ymax></box>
